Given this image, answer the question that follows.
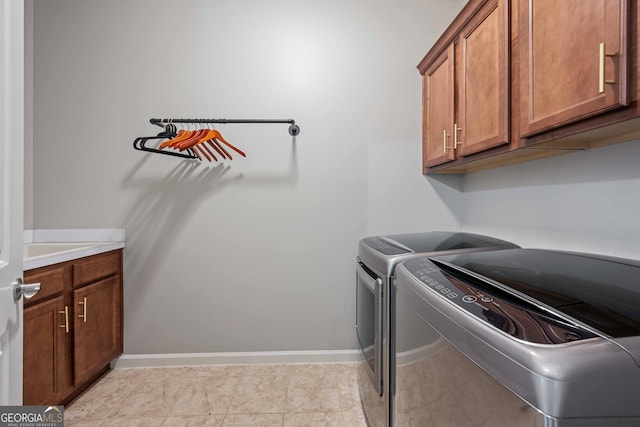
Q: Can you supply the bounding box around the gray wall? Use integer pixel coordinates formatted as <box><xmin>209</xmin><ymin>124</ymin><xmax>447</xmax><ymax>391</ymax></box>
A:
<box><xmin>30</xmin><ymin>0</ymin><xmax>465</xmax><ymax>353</ymax></box>
<box><xmin>461</xmin><ymin>140</ymin><xmax>640</xmax><ymax>261</ymax></box>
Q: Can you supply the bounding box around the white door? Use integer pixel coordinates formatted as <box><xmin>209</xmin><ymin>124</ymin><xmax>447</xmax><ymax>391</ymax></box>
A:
<box><xmin>0</xmin><ymin>0</ymin><xmax>25</xmax><ymax>405</ymax></box>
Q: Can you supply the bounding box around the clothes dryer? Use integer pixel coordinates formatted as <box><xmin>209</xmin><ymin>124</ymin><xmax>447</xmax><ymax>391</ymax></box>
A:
<box><xmin>356</xmin><ymin>232</ymin><xmax>518</xmax><ymax>426</ymax></box>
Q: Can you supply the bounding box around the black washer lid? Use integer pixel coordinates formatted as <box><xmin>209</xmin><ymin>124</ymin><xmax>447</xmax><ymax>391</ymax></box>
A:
<box><xmin>433</xmin><ymin>248</ymin><xmax>640</xmax><ymax>339</ymax></box>
<box><xmin>364</xmin><ymin>231</ymin><xmax>517</xmax><ymax>256</ymax></box>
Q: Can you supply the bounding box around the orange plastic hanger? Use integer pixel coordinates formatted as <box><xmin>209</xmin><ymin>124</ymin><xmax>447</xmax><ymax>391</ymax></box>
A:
<box><xmin>177</xmin><ymin>128</ymin><xmax>210</xmax><ymax>150</ymax></box>
<box><xmin>213</xmin><ymin>129</ymin><xmax>247</xmax><ymax>157</ymax></box>
<box><xmin>205</xmin><ymin>130</ymin><xmax>246</xmax><ymax>158</ymax></box>
<box><xmin>176</xmin><ymin>128</ymin><xmax>209</xmax><ymax>150</ymax></box>
<box><xmin>211</xmin><ymin>138</ymin><xmax>232</xmax><ymax>160</ymax></box>
<box><xmin>181</xmin><ymin>127</ymin><xmax>223</xmax><ymax>151</ymax></box>
<box><xmin>199</xmin><ymin>142</ymin><xmax>218</xmax><ymax>161</ymax></box>
<box><xmin>190</xmin><ymin>137</ymin><xmax>218</xmax><ymax>162</ymax></box>
<box><xmin>198</xmin><ymin>128</ymin><xmax>220</xmax><ymax>145</ymax></box>
<box><xmin>190</xmin><ymin>145</ymin><xmax>203</xmax><ymax>160</ymax></box>
<box><xmin>206</xmin><ymin>139</ymin><xmax>227</xmax><ymax>159</ymax></box>
<box><xmin>194</xmin><ymin>144</ymin><xmax>211</xmax><ymax>161</ymax></box>
<box><xmin>159</xmin><ymin>129</ymin><xmax>190</xmax><ymax>149</ymax></box>
<box><xmin>158</xmin><ymin>123</ymin><xmax>247</xmax><ymax>162</ymax></box>
<box><xmin>160</xmin><ymin>122</ymin><xmax>200</xmax><ymax>149</ymax></box>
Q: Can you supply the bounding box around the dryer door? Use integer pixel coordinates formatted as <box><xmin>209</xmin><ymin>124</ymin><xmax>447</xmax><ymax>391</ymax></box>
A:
<box><xmin>356</xmin><ymin>259</ymin><xmax>382</xmax><ymax>395</ymax></box>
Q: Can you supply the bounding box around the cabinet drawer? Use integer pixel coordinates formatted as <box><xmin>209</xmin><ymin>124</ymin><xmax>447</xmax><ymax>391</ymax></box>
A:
<box><xmin>74</xmin><ymin>251</ymin><xmax>120</xmax><ymax>287</ymax></box>
<box><xmin>24</xmin><ymin>267</ymin><xmax>65</xmax><ymax>306</ymax></box>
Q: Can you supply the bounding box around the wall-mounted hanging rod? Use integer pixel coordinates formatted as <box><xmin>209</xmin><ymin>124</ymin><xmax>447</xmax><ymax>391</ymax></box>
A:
<box><xmin>133</xmin><ymin>117</ymin><xmax>300</xmax><ymax>161</ymax></box>
<box><xmin>149</xmin><ymin>118</ymin><xmax>300</xmax><ymax>136</ymax></box>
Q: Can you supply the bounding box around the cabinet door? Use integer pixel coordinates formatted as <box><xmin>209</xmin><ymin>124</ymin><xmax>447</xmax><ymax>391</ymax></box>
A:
<box><xmin>520</xmin><ymin>0</ymin><xmax>628</xmax><ymax>137</ymax></box>
<box><xmin>458</xmin><ymin>0</ymin><xmax>509</xmax><ymax>157</ymax></box>
<box><xmin>73</xmin><ymin>276</ymin><xmax>121</xmax><ymax>385</ymax></box>
<box><xmin>23</xmin><ymin>296</ymin><xmax>67</xmax><ymax>405</ymax></box>
<box><xmin>423</xmin><ymin>44</ymin><xmax>456</xmax><ymax>169</ymax></box>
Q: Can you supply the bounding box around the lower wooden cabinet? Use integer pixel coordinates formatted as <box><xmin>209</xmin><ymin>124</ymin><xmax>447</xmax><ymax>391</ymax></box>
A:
<box><xmin>23</xmin><ymin>249</ymin><xmax>123</xmax><ymax>406</ymax></box>
<box><xmin>23</xmin><ymin>296</ymin><xmax>68</xmax><ymax>405</ymax></box>
<box><xmin>73</xmin><ymin>276</ymin><xmax>121</xmax><ymax>385</ymax></box>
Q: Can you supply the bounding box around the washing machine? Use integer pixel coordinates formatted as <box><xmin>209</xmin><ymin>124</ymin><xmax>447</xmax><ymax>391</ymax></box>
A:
<box><xmin>394</xmin><ymin>248</ymin><xmax>640</xmax><ymax>426</ymax></box>
<box><xmin>356</xmin><ymin>231</ymin><xmax>518</xmax><ymax>426</ymax></box>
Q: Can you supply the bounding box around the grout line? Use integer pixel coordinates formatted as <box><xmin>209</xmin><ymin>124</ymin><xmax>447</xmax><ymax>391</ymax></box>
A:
<box><xmin>282</xmin><ymin>374</ymin><xmax>290</xmax><ymax>427</ymax></box>
<box><xmin>164</xmin><ymin>377</ymin><xmax>188</xmax><ymax>418</ymax></box>
<box><xmin>102</xmin><ymin>374</ymin><xmax>146</xmax><ymax>419</ymax></box>
<box><xmin>221</xmin><ymin>371</ymin><xmax>244</xmax><ymax>426</ymax></box>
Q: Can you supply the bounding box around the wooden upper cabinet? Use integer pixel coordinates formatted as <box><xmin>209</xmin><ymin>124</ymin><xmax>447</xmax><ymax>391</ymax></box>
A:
<box><xmin>419</xmin><ymin>0</ymin><xmax>639</xmax><ymax>173</ymax></box>
<box><xmin>420</xmin><ymin>0</ymin><xmax>510</xmax><ymax>171</ymax></box>
<box><xmin>458</xmin><ymin>0</ymin><xmax>509</xmax><ymax>157</ymax></box>
<box><xmin>519</xmin><ymin>0</ymin><xmax>629</xmax><ymax>137</ymax></box>
<box><xmin>423</xmin><ymin>44</ymin><xmax>456</xmax><ymax>169</ymax></box>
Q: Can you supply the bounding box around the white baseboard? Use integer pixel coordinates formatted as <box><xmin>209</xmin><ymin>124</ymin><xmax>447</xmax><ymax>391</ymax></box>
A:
<box><xmin>113</xmin><ymin>349</ymin><xmax>362</xmax><ymax>369</ymax></box>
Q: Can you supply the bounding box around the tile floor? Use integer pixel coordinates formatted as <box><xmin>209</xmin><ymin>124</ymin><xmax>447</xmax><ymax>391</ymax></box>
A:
<box><xmin>64</xmin><ymin>363</ymin><xmax>368</xmax><ymax>427</ymax></box>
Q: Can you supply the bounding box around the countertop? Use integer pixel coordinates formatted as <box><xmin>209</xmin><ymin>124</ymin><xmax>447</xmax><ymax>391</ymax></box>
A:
<box><xmin>24</xmin><ymin>229</ymin><xmax>125</xmax><ymax>270</ymax></box>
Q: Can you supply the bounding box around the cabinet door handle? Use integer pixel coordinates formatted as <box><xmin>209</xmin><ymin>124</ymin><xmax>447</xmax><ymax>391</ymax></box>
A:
<box><xmin>599</xmin><ymin>42</ymin><xmax>616</xmax><ymax>93</ymax></box>
<box><xmin>59</xmin><ymin>306</ymin><xmax>69</xmax><ymax>333</ymax></box>
<box><xmin>454</xmin><ymin>123</ymin><xmax>463</xmax><ymax>149</ymax></box>
<box><xmin>443</xmin><ymin>129</ymin><xmax>451</xmax><ymax>153</ymax></box>
<box><xmin>78</xmin><ymin>297</ymin><xmax>87</xmax><ymax>323</ymax></box>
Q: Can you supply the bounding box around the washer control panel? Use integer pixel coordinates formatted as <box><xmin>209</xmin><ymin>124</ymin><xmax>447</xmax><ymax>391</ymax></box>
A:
<box><xmin>401</xmin><ymin>258</ymin><xmax>597</xmax><ymax>344</ymax></box>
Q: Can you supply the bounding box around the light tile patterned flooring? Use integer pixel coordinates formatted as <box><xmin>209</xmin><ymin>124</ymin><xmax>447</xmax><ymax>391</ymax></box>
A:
<box><xmin>64</xmin><ymin>363</ymin><xmax>368</xmax><ymax>427</ymax></box>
